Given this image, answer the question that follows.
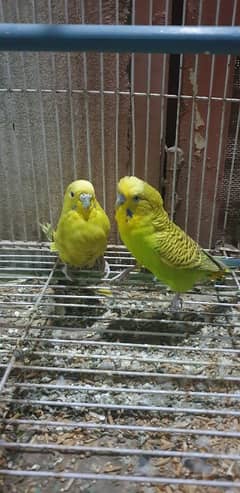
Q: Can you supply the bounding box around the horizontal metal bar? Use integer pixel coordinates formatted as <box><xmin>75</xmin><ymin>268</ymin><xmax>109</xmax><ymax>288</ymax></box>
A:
<box><xmin>0</xmin><ymin>278</ymin><xmax>236</xmax><ymax>291</ymax></box>
<box><xmin>4</xmin><ymin>364</ymin><xmax>239</xmax><ymax>381</ymax></box>
<box><xmin>1</xmin><ymin>319</ymin><xmax>237</xmax><ymax>339</ymax></box>
<box><xmin>0</xmin><ymin>241</ymin><xmax>126</xmax><ymax>249</ymax></box>
<box><xmin>0</xmin><ymin>24</ymin><xmax>240</xmax><ymax>54</ymax></box>
<box><xmin>0</xmin><ymin>283</ymin><xmax>236</xmax><ymax>296</ymax></box>
<box><xmin>1</xmin><ymin>441</ymin><xmax>240</xmax><ymax>461</ymax></box>
<box><xmin>0</xmin><ymin>275</ymin><xmax>49</xmax><ymax>281</ymax></box>
<box><xmin>0</xmin><ymin>293</ymin><xmax>238</xmax><ymax>308</ymax></box>
<box><xmin>0</xmin><ymin>258</ymin><xmax>132</xmax><ymax>266</ymax></box>
<box><xmin>0</xmin><ymin>325</ymin><xmax>234</xmax><ymax>340</ymax></box>
<box><xmin>2</xmin><ymin>87</ymin><xmax>240</xmax><ymax>103</ymax></box>
<box><xmin>2</xmin><ymin>397</ymin><xmax>240</xmax><ymax>415</ymax></box>
<box><xmin>0</xmin><ymin>252</ymin><xmax>130</xmax><ymax>259</ymax></box>
<box><xmin>2</xmin><ymin>418</ymin><xmax>240</xmax><ymax>438</ymax></box>
<box><xmin>0</xmin><ymin>267</ymin><xmax>51</xmax><ymax>271</ymax></box>
<box><xmin>1</xmin><ymin>397</ymin><xmax>240</xmax><ymax>417</ymax></box>
<box><xmin>2</xmin><ymin>335</ymin><xmax>240</xmax><ymax>354</ymax></box>
<box><xmin>0</xmin><ymin>307</ymin><xmax>239</xmax><ymax>324</ymax></box>
<box><xmin>1</xmin><ymin>308</ymin><xmax>239</xmax><ymax>325</ymax></box>
<box><xmin>0</xmin><ymin>260</ymin><xmax>53</xmax><ymax>265</ymax></box>
<box><xmin>3</xmin><ymin>323</ymin><xmax>238</xmax><ymax>337</ymax></box>
<box><xmin>0</xmin><ymin>332</ymin><xmax>225</xmax><ymax>341</ymax></box>
<box><xmin>41</xmin><ymin>300</ymin><xmax>240</xmax><ymax>307</ymax></box>
<box><xmin>1</xmin><ymin>292</ymin><xmax>80</xmax><ymax>299</ymax></box>
<box><xmin>0</xmin><ymin>253</ymin><xmax>55</xmax><ymax>258</ymax></box>
<box><xmin>12</xmin><ymin>382</ymin><xmax>240</xmax><ymax>399</ymax></box>
<box><xmin>0</xmin><ymin>469</ymin><xmax>239</xmax><ymax>488</ymax></box>
<box><xmin>3</xmin><ymin>285</ymin><xmax>237</xmax><ymax>298</ymax></box>
<box><xmin>1</xmin><ymin>325</ymin><xmax>237</xmax><ymax>342</ymax></box>
<box><xmin>6</xmin><ymin>349</ymin><xmax>239</xmax><ymax>369</ymax></box>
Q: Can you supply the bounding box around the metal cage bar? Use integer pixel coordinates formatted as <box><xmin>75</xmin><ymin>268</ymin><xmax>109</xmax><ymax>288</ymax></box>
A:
<box><xmin>0</xmin><ymin>6</ymin><xmax>240</xmax><ymax>491</ymax></box>
<box><xmin>0</xmin><ymin>24</ymin><xmax>240</xmax><ymax>53</ymax></box>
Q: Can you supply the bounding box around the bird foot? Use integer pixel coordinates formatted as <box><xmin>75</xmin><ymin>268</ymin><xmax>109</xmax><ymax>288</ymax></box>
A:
<box><xmin>110</xmin><ymin>265</ymin><xmax>134</xmax><ymax>283</ymax></box>
<box><xmin>103</xmin><ymin>259</ymin><xmax>111</xmax><ymax>279</ymax></box>
<box><xmin>61</xmin><ymin>264</ymin><xmax>74</xmax><ymax>282</ymax></box>
<box><xmin>168</xmin><ymin>293</ymin><xmax>183</xmax><ymax>312</ymax></box>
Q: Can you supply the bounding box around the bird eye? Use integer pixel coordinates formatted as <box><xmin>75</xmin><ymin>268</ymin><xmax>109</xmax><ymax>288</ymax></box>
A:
<box><xmin>133</xmin><ymin>195</ymin><xmax>140</xmax><ymax>202</ymax></box>
<box><xmin>70</xmin><ymin>191</ymin><xmax>74</xmax><ymax>198</ymax></box>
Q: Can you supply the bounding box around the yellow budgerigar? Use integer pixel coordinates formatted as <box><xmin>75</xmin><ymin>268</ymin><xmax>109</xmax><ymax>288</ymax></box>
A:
<box><xmin>51</xmin><ymin>180</ymin><xmax>110</xmax><ymax>279</ymax></box>
<box><xmin>115</xmin><ymin>176</ymin><xmax>240</xmax><ymax>309</ymax></box>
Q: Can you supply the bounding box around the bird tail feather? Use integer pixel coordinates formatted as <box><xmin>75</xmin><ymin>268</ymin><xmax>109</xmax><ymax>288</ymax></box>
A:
<box><xmin>50</xmin><ymin>241</ymin><xmax>58</xmax><ymax>252</ymax></box>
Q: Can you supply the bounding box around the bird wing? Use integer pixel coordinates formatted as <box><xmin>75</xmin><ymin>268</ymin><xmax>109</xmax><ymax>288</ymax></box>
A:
<box><xmin>151</xmin><ymin>220</ymin><xmax>220</xmax><ymax>272</ymax></box>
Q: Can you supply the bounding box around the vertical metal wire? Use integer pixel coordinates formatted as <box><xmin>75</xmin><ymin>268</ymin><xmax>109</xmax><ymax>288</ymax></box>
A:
<box><xmin>0</xmin><ymin>115</ymin><xmax>15</xmax><ymax>240</ymax></box>
<box><xmin>223</xmin><ymin>104</ymin><xmax>240</xmax><ymax>232</ymax></box>
<box><xmin>130</xmin><ymin>0</ymin><xmax>136</xmax><ymax>176</ymax></box>
<box><xmin>0</xmin><ymin>94</ymin><xmax>15</xmax><ymax>240</ymax></box>
<box><xmin>144</xmin><ymin>0</ymin><xmax>153</xmax><ymax>181</ymax></box>
<box><xmin>99</xmin><ymin>0</ymin><xmax>106</xmax><ymax>209</ymax></box>
<box><xmin>208</xmin><ymin>0</ymin><xmax>238</xmax><ymax>247</ymax></box>
<box><xmin>32</xmin><ymin>0</ymin><xmax>53</xmax><ymax>227</ymax></box>
<box><xmin>48</xmin><ymin>0</ymin><xmax>64</xmax><ymax>200</ymax></box>
<box><xmin>64</xmin><ymin>0</ymin><xmax>77</xmax><ymax>181</ymax></box>
<box><xmin>0</xmin><ymin>1</ymin><xmax>28</xmax><ymax>240</ymax></box>
<box><xmin>115</xmin><ymin>0</ymin><xmax>120</xmax><ymax>186</ymax></box>
<box><xmin>196</xmin><ymin>1</ymin><xmax>220</xmax><ymax>242</ymax></box>
<box><xmin>159</xmin><ymin>0</ymin><xmax>169</xmax><ymax>180</ymax></box>
<box><xmin>80</xmin><ymin>0</ymin><xmax>92</xmax><ymax>182</ymax></box>
<box><xmin>170</xmin><ymin>0</ymin><xmax>187</xmax><ymax>220</ymax></box>
<box><xmin>184</xmin><ymin>1</ymin><xmax>203</xmax><ymax>232</ymax></box>
<box><xmin>0</xmin><ymin>3</ymin><xmax>15</xmax><ymax>240</ymax></box>
<box><xmin>15</xmin><ymin>0</ymin><xmax>41</xmax><ymax>239</ymax></box>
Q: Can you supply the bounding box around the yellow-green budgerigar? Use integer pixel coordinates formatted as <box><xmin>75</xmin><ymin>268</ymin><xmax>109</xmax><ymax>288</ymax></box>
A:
<box><xmin>115</xmin><ymin>176</ymin><xmax>239</xmax><ymax>306</ymax></box>
<box><xmin>51</xmin><ymin>180</ymin><xmax>110</xmax><ymax>278</ymax></box>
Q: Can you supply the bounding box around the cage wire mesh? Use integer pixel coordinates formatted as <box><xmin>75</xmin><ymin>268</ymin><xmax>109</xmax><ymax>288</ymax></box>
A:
<box><xmin>0</xmin><ymin>0</ymin><xmax>240</xmax><ymax>491</ymax></box>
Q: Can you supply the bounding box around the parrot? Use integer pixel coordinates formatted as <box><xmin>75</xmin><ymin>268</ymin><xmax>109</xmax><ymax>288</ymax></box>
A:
<box><xmin>115</xmin><ymin>176</ymin><xmax>240</xmax><ymax>310</ymax></box>
<box><xmin>51</xmin><ymin>180</ymin><xmax>110</xmax><ymax>280</ymax></box>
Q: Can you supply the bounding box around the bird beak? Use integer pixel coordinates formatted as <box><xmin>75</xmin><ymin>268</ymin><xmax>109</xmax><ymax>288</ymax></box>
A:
<box><xmin>79</xmin><ymin>193</ymin><xmax>92</xmax><ymax>209</ymax></box>
<box><xmin>116</xmin><ymin>193</ymin><xmax>126</xmax><ymax>207</ymax></box>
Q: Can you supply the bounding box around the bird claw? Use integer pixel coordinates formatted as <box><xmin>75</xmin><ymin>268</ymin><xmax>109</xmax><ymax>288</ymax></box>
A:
<box><xmin>103</xmin><ymin>259</ymin><xmax>111</xmax><ymax>279</ymax></box>
<box><xmin>61</xmin><ymin>264</ymin><xmax>74</xmax><ymax>281</ymax></box>
<box><xmin>110</xmin><ymin>265</ymin><xmax>134</xmax><ymax>283</ymax></box>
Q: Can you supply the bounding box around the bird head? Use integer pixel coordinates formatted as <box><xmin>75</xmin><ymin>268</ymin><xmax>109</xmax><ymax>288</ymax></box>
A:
<box><xmin>115</xmin><ymin>176</ymin><xmax>164</xmax><ymax>220</ymax></box>
<box><xmin>63</xmin><ymin>180</ymin><xmax>96</xmax><ymax>217</ymax></box>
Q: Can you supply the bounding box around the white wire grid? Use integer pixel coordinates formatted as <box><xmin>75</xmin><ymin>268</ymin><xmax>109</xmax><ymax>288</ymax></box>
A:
<box><xmin>0</xmin><ymin>0</ymin><xmax>239</xmax><ymax>247</ymax></box>
<box><xmin>0</xmin><ymin>0</ymin><xmax>240</xmax><ymax>489</ymax></box>
<box><xmin>0</xmin><ymin>242</ymin><xmax>240</xmax><ymax>490</ymax></box>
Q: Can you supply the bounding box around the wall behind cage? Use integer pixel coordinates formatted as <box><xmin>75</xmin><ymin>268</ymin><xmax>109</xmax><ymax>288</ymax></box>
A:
<box><xmin>0</xmin><ymin>0</ymin><xmax>133</xmax><ymax>242</ymax></box>
<box><xmin>163</xmin><ymin>0</ymin><xmax>240</xmax><ymax>249</ymax></box>
<box><xmin>0</xmin><ymin>0</ymin><xmax>240</xmax><ymax>249</ymax></box>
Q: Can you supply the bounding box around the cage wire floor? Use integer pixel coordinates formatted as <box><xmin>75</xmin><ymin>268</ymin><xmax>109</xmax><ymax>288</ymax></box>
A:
<box><xmin>0</xmin><ymin>241</ymin><xmax>240</xmax><ymax>493</ymax></box>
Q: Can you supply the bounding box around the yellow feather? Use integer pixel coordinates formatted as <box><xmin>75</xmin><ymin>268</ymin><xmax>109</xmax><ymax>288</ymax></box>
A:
<box><xmin>52</xmin><ymin>180</ymin><xmax>110</xmax><ymax>268</ymax></box>
<box><xmin>115</xmin><ymin>176</ymin><xmax>227</xmax><ymax>293</ymax></box>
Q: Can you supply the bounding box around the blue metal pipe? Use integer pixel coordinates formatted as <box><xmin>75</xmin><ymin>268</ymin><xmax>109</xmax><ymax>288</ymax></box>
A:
<box><xmin>0</xmin><ymin>24</ymin><xmax>239</xmax><ymax>54</ymax></box>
